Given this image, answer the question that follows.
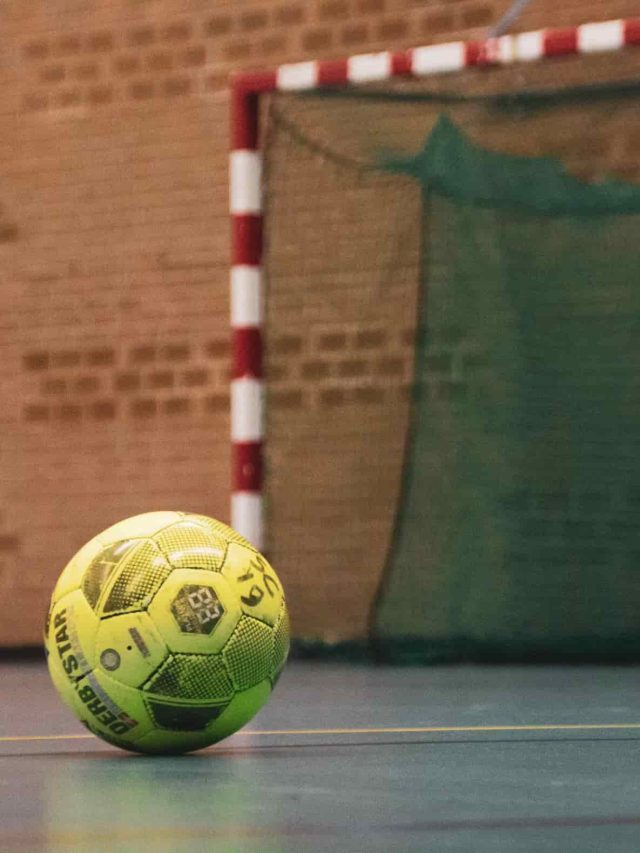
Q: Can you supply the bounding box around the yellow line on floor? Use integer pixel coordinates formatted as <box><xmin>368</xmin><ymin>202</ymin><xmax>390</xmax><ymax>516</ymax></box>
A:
<box><xmin>3</xmin><ymin>722</ymin><xmax>640</xmax><ymax>743</ymax></box>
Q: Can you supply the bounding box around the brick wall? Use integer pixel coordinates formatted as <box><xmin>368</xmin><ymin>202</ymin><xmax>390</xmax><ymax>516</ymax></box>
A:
<box><xmin>1</xmin><ymin>0</ymin><xmax>638</xmax><ymax>646</ymax></box>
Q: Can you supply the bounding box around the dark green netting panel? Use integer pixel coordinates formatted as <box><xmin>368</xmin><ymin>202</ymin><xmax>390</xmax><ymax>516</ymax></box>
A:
<box><xmin>374</xmin><ymin>117</ymin><xmax>640</xmax><ymax>661</ymax></box>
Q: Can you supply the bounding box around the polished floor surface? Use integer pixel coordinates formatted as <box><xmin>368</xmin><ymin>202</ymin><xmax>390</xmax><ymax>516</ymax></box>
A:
<box><xmin>2</xmin><ymin>660</ymin><xmax>640</xmax><ymax>851</ymax></box>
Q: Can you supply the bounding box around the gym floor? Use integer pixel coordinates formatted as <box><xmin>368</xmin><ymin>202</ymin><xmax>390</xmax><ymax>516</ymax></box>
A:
<box><xmin>1</xmin><ymin>660</ymin><xmax>639</xmax><ymax>852</ymax></box>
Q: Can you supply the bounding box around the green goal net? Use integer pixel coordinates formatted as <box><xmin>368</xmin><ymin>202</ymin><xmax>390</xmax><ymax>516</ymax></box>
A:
<box><xmin>263</xmin><ymin>63</ymin><xmax>640</xmax><ymax>661</ymax></box>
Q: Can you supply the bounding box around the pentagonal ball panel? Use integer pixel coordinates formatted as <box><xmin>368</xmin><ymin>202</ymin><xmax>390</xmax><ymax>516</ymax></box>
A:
<box><xmin>148</xmin><ymin>569</ymin><xmax>241</xmax><ymax>654</ymax></box>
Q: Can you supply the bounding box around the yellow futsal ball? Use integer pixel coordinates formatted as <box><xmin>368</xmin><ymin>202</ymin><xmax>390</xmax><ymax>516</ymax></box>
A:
<box><xmin>44</xmin><ymin>512</ymin><xmax>289</xmax><ymax>755</ymax></box>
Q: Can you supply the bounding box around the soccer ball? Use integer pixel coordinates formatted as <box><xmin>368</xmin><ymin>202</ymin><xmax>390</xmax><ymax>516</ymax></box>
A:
<box><xmin>44</xmin><ymin>511</ymin><xmax>289</xmax><ymax>755</ymax></box>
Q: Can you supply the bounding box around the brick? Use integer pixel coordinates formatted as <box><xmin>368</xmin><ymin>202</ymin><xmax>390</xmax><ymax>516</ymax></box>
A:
<box><xmin>163</xmin><ymin>22</ymin><xmax>192</xmax><ymax>42</ymax></box>
<box><xmin>88</xmin><ymin>86</ymin><xmax>113</xmax><ymax>105</ymax></box>
<box><xmin>302</xmin><ymin>360</ymin><xmax>330</xmax><ymax>379</ymax></box>
<box><xmin>131</xmin><ymin>399</ymin><xmax>157</xmax><ymax>417</ymax></box>
<box><xmin>205</xmin><ymin>15</ymin><xmax>233</xmax><ymax>36</ymax></box>
<box><xmin>0</xmin><ymin>224</ymin><xmax>18</xmax><ymax>242</ymax></box>
<box><xmin>356</xmin><ymin>329</ymin><xmax>386</xmax><ymax>349</ymax></box>
<box><xmin>114</xmin><ymin>55</ymin><xmax>140</xmax><ymax>75</ymax></box>
<box><xmin>131</xmin><ymin>345</ymin><xmax>156</xmax><ymax>364</ymax></box>
<box><xmin>223</xmin><ymin>40</ymin><xmax>253</xmax><ymax>62</ymax></box>
<box><xmin>51</xmin><ymin>351</ymin><xmax>80</xmax><ymax>368</ymax></box>
<box><xmin>204</xmin><ymin>394</ymin><xmax>229</xmax><ymax>413</ymax></box>
<box><xmin>461</xmin><ymin>4</ymin><xmax>494</xmax><ymax>28</ymax></box>
<box><xmin>23</xmin><ymin>40</ymin><xmax>50</xmax><ymax>60</ymax></box>
<box><xmin>183</xmin><ymin>369</ymin><xmax>209</xmax><ymax>387</ymax></box>
<box><xmin>396</xmin><ymin>382</ymin><xmax>412</xmax><ymax>401</ymax></box>
<box><xmin>162</xmin><ymin>343</ymin><xmax>190</xmax><ymax>361</ymax></box>
<box><xmin>270</xmin><ymin>389</ymin><xmax>303</xmax><ymax>408</ymax></box>
<box><xmin>271</xmin><ymin>335</ymin><xmax>302</xmax><ymax>356</ymax></box>
<box><xmin>421</xmin><ymin>8</ymin><xmax>455</xmax><ymax>35</ymax></box>
<box><xmin>57</xmin><ymin>89</ymin><xmax>82</xmax><ymax>108</ymax></box>
<box><xmin>319</xmin><ymin>387</ymin><xmax>346</xmax><ymax>406</ymax></box>
<box><xmin>87</xmin><ymin>32</ymin><xmax>114</xmax><ymax>52</ymax></box>
<box><xmin>148</xmin><ymin>51</ymin><xmax>173</xmax><ymax>71</ymax></box>
<box><xmin>75</xmin><ymin>376</ymin><xmax>100</xmax><ymax>394</ymax></box>
<box><xmin>23</xmin><ymin>352</ymin><xmax>49</xmax><ymax>371</ymax></box>
<box><xmin>181</xmin><ymin>46</ymin><xmax>207</xmax><ymax>67</ymax></box>
<box><xmin>302</xmin><ymin>28</ymin><xmax>333</xmax><ymax>52</ymax></box>
<box><xmin>129</xmin><ymin>81</ymin><xmax>155</xmax><ymax>100</ymax></box>
<box><xmin>356</xmin><ymin>0</ymin><xmax>385</xmax><ymax>11</ymax></box>
<box><xmin>266</xmin><ymin>363</ymin><xmax>288</xmax><ymax>382</ymax></box>
<box><xmin>22</xmin><ymin>93</ymin><xmax>49</xmax><ymax>112</ymax></box>
<box><xmin>338</xmin><ymin>359</ymin><xmax>367</xmax><ymax>377</ymax></box>
<box><xmin>40</xmin><ymin>64</ymin><xmax>66</xmax><ymax>83</ymax></box>
<box><xmin>319</xmin><ymin>0</ymin><xmax>350</xmax><ymax>20</ymax></box>
<box><xmin>206</xmin><ymin>72</ymin><xmax>229</xmax><ymax>92</ymax></box>
<box><xmin>317</xmin><ymin>332</ymin><xmax>346</xmax><ymax>351</ymax></box>
<box><xmin>163</xmin><ymin>397</ymin><xmax>190</xmax><ymax>414</ymax></box>
<box><xmin>353</xmin><ymin>385</ymin><xmax>385</xmax><ymax>404</ymax></box>
<box><xmin>376</xmin><ymin>17</ymin><xmax>408</xmax><ymax>39</ymax></box>
<box><xmin>42</xmin><ymin>378</ymin><xmax>66</xmax><ymax>395</ymax></box>
<box><xmin>147</xmin><ymin>370</ymin><xmax>174</xmax><ymax>389</ymax></box>
<box><xmin>23</xmin><ymin>404</ymin><xmax>49</xmax><ymax>422</ymax></box>
<box><xmin>241</xmin><ymin>10</ymin><xmax>269</xmax><ymax>31</ymax></box>
<box><xmin>377</xmin><ymin>357</ymin><xmax>404</xmax><ymax>376</ymax></box>
<box><xmin>91</xmin><ymin>401</ymin><xmax>116</xmax><ymax>419</ymax></box>
<box><xmin>164</xmin><ymin>77</ymin><xmax>192</xmax><ymax>97</ymax></box>
<box><xmin>56</xmin><ymin>35</ymin><xmax>81</xmax><ymax>56</ymax></box>
<box><xmin>129</xmin><ymin>26</ymin><xmax>155</xmax><ymax>47</ymax></box>
<box><xmin>275</xmin><ymin>4</ymin><xmax>306</xmax><ymax>25</ymax></box>
<box><xmin>341</xmin><ymin>23</ymin><xmax>369</xmax><ymax>45</ymax></box>
<box><xmin>115</xmin><ymin>372</ymin><xmax>141</xmax><ymax>392</ymax></box>
<box><xmin>262</xmin><ymin>34</ymin><xmax>287</xmax><ymax>56</ymax></box>
<box><xmin>86</xmin><ymin>347</ymin><xmax>115</xmax><ymax>366</ymax></box>
<box><xmin>206</xmin><ymin>339</ymin><xmax>230</xmax><ymax>358</ymax></box>
<box><xmin>74</xmin><ymin>61</ymin><xmax>99</xmax><ymax>80</ymax></box>
<box><xmin>56</xmin><ymin>403</ymin><xmax>82</xmax><ymax>421</ymax></box>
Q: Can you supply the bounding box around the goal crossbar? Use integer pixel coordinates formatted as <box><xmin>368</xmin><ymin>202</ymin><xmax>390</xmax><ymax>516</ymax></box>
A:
<box><xmin>229</xmin><ymin>16</ymin><xmax>640</xmax><ymax>548</ymax></box>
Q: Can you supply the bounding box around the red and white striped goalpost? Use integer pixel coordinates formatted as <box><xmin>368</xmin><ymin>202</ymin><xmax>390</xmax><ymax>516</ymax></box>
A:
<box><xmin>229</xmin><ymin>16</ymin><xmax>640</xmax><ymax>549</ymax></box>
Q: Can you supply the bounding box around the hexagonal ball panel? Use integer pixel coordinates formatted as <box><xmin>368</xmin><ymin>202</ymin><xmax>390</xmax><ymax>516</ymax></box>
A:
<box><xmin>170</xmin><ymin>584</ymin><xmax>225</xmax><ymax>635</ymax></box>
<box><xmin>148</xmin><ymin>569</ymin><xmax>241</xmax><ymax>655</ymax></box>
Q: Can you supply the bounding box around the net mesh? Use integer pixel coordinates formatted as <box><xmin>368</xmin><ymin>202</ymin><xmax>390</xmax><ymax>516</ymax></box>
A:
<box><xmin>263</xmin><ymin>51</ymin><xmax>640</xmax><ymax>660</ymax></box>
